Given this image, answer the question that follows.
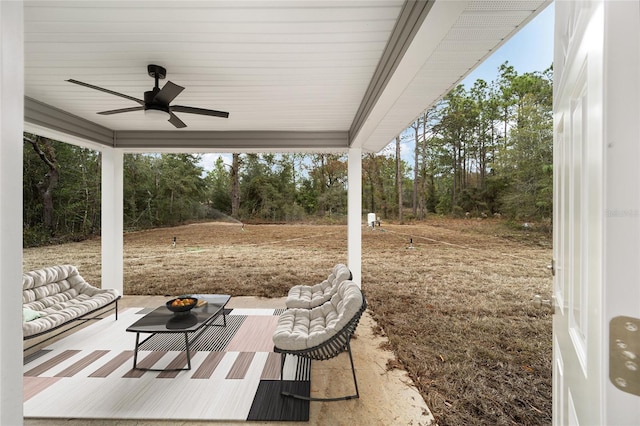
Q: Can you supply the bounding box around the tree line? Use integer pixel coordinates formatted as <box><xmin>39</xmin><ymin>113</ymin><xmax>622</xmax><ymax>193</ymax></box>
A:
<box><xmin>23</xmin><ymin>61</ymin><xmax>552</xmax><ymax>247</ymax></box>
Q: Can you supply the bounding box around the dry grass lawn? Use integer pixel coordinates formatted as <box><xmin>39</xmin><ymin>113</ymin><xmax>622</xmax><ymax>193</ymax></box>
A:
<box><xmin>23</xmin><ymin>218</ymin><xmax>552</xmax><ymax>426</ymax></box>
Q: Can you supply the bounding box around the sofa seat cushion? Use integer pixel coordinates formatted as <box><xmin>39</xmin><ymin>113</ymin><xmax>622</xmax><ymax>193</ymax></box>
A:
<box><xmin>286</xmin><ymin>264</ymin><xmax>351</xmax><ymax>309</ymax></box>
<box><xmin>22</xmin><ymin>290</ymin><xmax>119</xmax><ymax>337</ymax></box>
<box><xmin>22</xmin><ymin>265</ymin><xmax>119</xmax><ymax>338</ymax></box>
<box><xmin>274</xmin><ymin>280</ymin><xmax>363</xmax><ymax>351</ymax></box>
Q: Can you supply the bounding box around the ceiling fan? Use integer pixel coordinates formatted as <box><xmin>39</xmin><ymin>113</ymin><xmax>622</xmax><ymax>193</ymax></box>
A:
<box><xmin>67</xmin><ymin>64</ymin><xmax>229</xmax><ymax>128</ymax></box>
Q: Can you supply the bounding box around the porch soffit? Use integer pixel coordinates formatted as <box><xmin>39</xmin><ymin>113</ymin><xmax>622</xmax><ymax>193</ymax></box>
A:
<box><xmin>23</xmin><ymin>1</ymin><xmax>550</xmax><ymax>153</ymax></box>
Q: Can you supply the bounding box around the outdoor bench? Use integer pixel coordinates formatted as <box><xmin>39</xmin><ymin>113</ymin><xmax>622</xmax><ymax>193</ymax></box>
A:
<box><xmin>285</xmin><ymin>263</ymin><xmax>352</xmax><ymax>309</ymax></box>
<box><xmin>273</xmin><ymin>279</ymin><xmax>366</xmax><ymax>401</ymax></box>
<box><xmin>22</xmin><ymin>264</ymin><xmax>120</xmax><ymax>350</ymax></box>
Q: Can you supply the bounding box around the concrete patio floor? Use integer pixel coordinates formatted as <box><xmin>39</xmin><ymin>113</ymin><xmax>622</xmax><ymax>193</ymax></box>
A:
<box><xmin>24</xmin><ymin>295</ymin><xmax>434</xmax><ymax>426</ymax></box>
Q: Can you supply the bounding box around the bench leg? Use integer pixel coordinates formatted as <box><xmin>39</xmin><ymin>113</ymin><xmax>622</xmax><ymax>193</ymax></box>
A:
<box><xmin>280</xmin><ymin>342</ymin><xmax>359</xmax><ymax>402</ymax></box>
<box><xmin>346</xmin><ymin>340</ymin><xmax>360</xmax><ymax>399</ymax></box>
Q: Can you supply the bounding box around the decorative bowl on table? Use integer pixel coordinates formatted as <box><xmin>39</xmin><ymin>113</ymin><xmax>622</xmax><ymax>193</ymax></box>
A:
<box><xmin>166</xmin><ymin>297</ymin><xmax>198</xmax><ymax>313</ymax></box>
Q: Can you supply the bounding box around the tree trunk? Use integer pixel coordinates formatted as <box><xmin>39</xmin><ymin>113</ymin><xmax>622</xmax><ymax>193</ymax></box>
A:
<box><xmin>91</xmin><ymin>152</ymin><xmax>101</xmax><ymax>234</ymax></box>
<box><xmin>412</xmin><ymin>119</ymin><xmax>420</xmax><ymax>217</ymax></box>
<box><xmin>420</xmin><ymin>112</ymin><xmax>429</xmax><ymax>219</ymax></box>
<box><xmin>319</xmin><ymin>154</ymin><xmax>327</xmax><ymax>215</ymax></box>
<box><xmin>460</xmin><ymin>139</ymin><xmax>466</xmax><ymax>191</ymax></box>
<box><xmin>452</xmin><ymin>135</ymin><xmax>458</xmax><ymax>208</ymax></box>
<box><xmin>25</xmin><ymin>135</ymin><xmax>59</xmax><ymax>234</ymax></box>
<box><xmin>504</xmin><ymin>105</ymin><xmax>509</xmax><ymax>152</ymax></box>
<box><xmin>370</xmin><ymin>155</ymin><xmax>387</xmax><ymax>218</ymax></box>
<box><xmin>363</xmin><ymin>154</ymin><xmax>376</xmax><ymax>212</ymax></box>
<box><xmin>396</xmin><ymin>136</ymin><xmax>403</xmax><ymax>223</ymax></box>
<box><xmin>81</xmin><ymin>159</ymin><xmax>90</xmax><ymax>233</ymax></box>
<box><xmin>231</xmin><ymin>153</ymin><xmax>240</xmax><ymax>218</ymax></box>
<box><xmin>129</xmin><ymin>161</ymin><xmax>138</xmax><ymax>225</ymax></box>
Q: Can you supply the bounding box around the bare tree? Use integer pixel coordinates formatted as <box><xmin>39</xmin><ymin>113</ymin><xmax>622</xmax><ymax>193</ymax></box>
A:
<box><xmin>419</xmin><ymin>111</ymin><xmax>430</xmax><ymax>219</ymax></box>
<box><xmin>24</xmin><ymin>134</ymin><xmax>59</xmax><ymax>234</ymax></box>
<box><xmin>411</xmin><ymin>118</ymin><xmax>420</xmax><ymax>217</ymax></box>
<box><xmin>396</xmin><ymin>136</ymin><xmax>403</xmax><ymax>224</ymax></box>
<box><xmin>231</xmin><ymin>153</ymin><xmax>241</xmax><ymax>218</ymax></box>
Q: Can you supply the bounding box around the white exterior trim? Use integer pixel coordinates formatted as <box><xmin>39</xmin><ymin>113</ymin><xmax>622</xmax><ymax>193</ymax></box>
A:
<box><xmin>348</xmin><ymin>147</ymin><xmax>362</xmax><ymax>287</ymax></box>
<box><xmin>0</xmin><ymin>2</ymin><xmax>24</xmax><ymax>424</ymax></box>
<box><xmin>101</xmin><ymin>148</ymin><xmax>124</xmax><ymax>295</ymax></box>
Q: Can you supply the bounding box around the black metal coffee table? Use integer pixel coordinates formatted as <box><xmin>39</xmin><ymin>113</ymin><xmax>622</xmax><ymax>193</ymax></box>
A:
<box><xmin>126</xmin><ymin>294</ymin><xmax>230</xmax><ymax>371</ymax></box>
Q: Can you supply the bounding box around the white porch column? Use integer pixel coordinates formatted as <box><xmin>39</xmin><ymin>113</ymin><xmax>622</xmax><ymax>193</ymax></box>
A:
<box><xmin>0</xmin><ymin>1</ymin><xmax>24</xmax><ymax>424</ymax></box>
<box><xmin>347</xmin><ymin>147</ymin><xmax>362</xmax><ymax>287</ymax></box>
<box><xmin>101</xmin><ymin>148</ymin><xmax>124</xmax><ymax>294</ymax></box>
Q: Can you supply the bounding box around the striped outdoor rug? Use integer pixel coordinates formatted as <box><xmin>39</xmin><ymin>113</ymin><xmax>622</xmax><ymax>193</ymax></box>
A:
<box><xmin>23</xmin><ymin>307</ymin><xmax>310</xmax><ymax>421</ymax></box>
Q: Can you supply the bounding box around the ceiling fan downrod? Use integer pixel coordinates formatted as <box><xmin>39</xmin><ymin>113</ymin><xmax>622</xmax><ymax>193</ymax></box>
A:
<box><xmin>147</xmin><ymin>64</ymin><xmax>166</xmax><ymax>89</ymax></box>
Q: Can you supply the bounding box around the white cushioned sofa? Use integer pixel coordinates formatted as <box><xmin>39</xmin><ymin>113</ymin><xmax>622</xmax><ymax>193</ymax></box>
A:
<box><xmin>285</xmin><ymin>263</ymin><xmax>352</xmax><ymax>309</ymax></box>
<box><xmin>273</xmin><ymin>279</ymin><xmax>366</xmax><ymax>401</ymax></box>
<box><xmin>22</xmin><ymin>265</ymin><xmax>120</xmax><ymax>344</ymax></box>
<box><xmin>274</xmin><ymin>279</ymin><xmax>363</xmax><ymax>351</ymax></box>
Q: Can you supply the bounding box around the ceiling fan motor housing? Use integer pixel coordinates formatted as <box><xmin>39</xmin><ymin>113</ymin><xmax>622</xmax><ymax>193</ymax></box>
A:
<box><xmin>144</xmin><ymin>89</ymin><xmax>167</xmax><ymax>110</ymax></box>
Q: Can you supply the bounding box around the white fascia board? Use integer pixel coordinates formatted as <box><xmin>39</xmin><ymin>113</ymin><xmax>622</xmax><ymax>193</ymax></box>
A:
<box><xmin>351</xmin><ymin>1</ymin><xmax>468</xmax><ymax>151</ymax></box>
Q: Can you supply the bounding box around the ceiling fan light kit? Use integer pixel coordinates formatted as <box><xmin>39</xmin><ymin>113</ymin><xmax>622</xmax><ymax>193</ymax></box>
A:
<box><xmin>66</xmin><ymin>64</ymin><xmax>229</xmax><ymax>128</ymax></box>
<box><xmin>144</xmin><ymin>107</ymin><xmax>170</xmax><ymax>121</ymax></box>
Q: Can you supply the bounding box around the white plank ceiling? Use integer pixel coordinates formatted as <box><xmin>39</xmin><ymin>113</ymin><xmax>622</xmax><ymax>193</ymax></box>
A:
<box><xmin>23</xmin><ymin>0</ymin><xmax>550</xmax><ymax>153</ymax></box>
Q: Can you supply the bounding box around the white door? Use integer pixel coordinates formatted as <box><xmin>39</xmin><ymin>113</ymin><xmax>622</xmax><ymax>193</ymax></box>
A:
<box><xmin>553</xmin><ymin>1</ymin><xmax>640</xmax><ymax>425</ymax></box>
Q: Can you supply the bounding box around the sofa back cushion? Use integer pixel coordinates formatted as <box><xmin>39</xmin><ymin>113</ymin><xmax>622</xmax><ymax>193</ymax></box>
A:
<box><xmin>23</xmin><ymin>265</ymin><xmax>78</xmax><ymax>290</ymax></box>
<box><xmin>332</xmin><ymin>264</ymin><xmax>351</xmax><ymax>285</ymax></box>
<box><xmin>319</xmin><ymin>280</ymin><xmax>363</xmax><ymax>333</ymax></box>
<box><xmin>22</xmin><ymin>265</ymin><xmax>97</xmax><ymax>307</ymax></box>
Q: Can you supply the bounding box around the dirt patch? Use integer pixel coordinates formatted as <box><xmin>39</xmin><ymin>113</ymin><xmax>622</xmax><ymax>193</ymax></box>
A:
<box><xmin>23</xmin><ymin>218</ymin><xmax>552</xmax><ymax>425</ymax></box>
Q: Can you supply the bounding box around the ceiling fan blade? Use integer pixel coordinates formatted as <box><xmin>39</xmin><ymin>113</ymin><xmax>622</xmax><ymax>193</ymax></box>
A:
<box><xmin>168</xmin><ymin>112</ymin><xmax>187</xmax><ymax>129</ymax></box>
<box><xmin>97</xmin><ymin>106</ymin><xmax>144</xmax><ymax>115</ymax></box>
<box><xmin>153</xmin><ymin>81</ymin><xmax>184</xmax><ymax>105</ymax></box>
<box><xmin>67</xmin><ymin>79</ymin><xmax>144</xmax><ymax>105</ymax></box>
<box><xmin>172</xmin><ymin>105</ymin><xmax>229</xmax><ymax>118</ymax></box>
